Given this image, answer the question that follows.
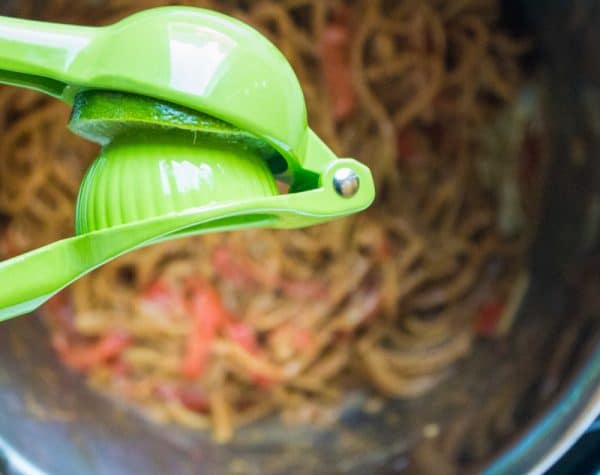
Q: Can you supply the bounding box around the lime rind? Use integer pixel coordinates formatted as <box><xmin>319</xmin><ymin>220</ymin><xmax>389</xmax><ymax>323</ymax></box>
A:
<box><xmin>69</xmin><ymin>90</ymin><xmax>287</xmax><ymax>173</ymax></box>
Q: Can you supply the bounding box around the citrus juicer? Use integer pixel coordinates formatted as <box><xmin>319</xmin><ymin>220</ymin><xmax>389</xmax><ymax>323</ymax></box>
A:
<box><xmin>0</xmin><ymin>7</ymin><xmax>375</xmax><ymax>321</ymax></box>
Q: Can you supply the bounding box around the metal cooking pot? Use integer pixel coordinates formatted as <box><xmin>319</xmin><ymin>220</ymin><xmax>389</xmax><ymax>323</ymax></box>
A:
<box><xmin>0</xmin><ymin>1</ymin><xmax>598</xmax><ymax>474</ymax></box>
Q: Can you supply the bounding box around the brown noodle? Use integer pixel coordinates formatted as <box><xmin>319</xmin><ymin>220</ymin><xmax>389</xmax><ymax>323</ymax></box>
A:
<box><xmin>0</xmin><ymin>0</ymin><xmax>542</xmax><ymax>441</ymax></box>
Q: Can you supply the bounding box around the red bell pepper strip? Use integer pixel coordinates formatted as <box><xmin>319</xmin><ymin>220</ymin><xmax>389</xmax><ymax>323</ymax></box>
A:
<box><xmin>212</xmin><ymin>246</ymin><xmax>260</xmax><ymax>288</ymax></box>
<box><xmin>181</xmin><ymin>281</ymin><xmax>230</xmax><ymax>379</ymax></box>
<box><xmin>156</xmin><ymin>383</ymin><xmax>210</xmax><ymax>413</ymax></box>
<box><xmin>213</xmin><ymin>246</ymin><xmax>326</xmax><ymax>299</ymax></box>
<box><xmin>52</xmin><ymin>331</ymin><xmax>131</xmax><ymax>371</ymax></box>
<box><xmin>396</xmin><ymin>129</ymin><xmax>427</xmax><ymax>166</ymax></box>
<box><xmin>43</xmin><ymin>291</ymin><xmax>75</xmax><ymax>334</ymax></box>
<box><xmin>473</xmin><ymin>299</ymin><xmax>505</xmax><ymax>337</ymax></box>
<box><xmin>138</xmin><ymin>279</ymin><xmax>185</xmax><ymax>316</ymax></box>
<box><xmin>321</xmin><ymin>12</ymin><xmax>355</xmax><ymax>120</ymax></box>
<box><xmin>226</xmin><ymin>322</ymin><xmax>259</xmax><ymax>355</ymax></box>
<box><xmin>292</xmin><ymin>327</ymin><xmax>315</xmax><ymax>352</ymax></box>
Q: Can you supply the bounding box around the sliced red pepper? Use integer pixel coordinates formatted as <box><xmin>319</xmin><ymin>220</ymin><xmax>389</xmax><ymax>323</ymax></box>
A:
<box><xmin>396</xmin><ymin>129</ymin><xmax>426</xmax><ymax>166</ymax></box>
<box><xmin>138</xmin><ymin>279</ymin><xmax>185</xmax><ymax>316</ymax></box>
<box><xmin>226</xmin><ymin>322</ymin><xmax>258</xmax><ymax>355</ymax></box>
<box><xmin>1</xmin><ymin>225</ymin><xmax>23</xmax><ymax>258</ymax></box>
<box><xmin>268</xmin><ymin>323</ymin><xmax>315</xmax><ymax>357</ymax></box>
<box><xmin>109</xmin><ymin>357</ymin><xmax>131</xmax><ymax>377</ymax></box>
<box><xmin>142</xmin><ymin>279</ymin><xmax>172</xmax><ymax>304</ymax></box>
<box><xmin>292</xmin><ymin>327</ymin><xmax>315</xmax><ymax>352</ymax></box>
<box><xmin>280</xmin><ymin>280</ymin><xmax>327</xmax><ymax>300</ymax></box>
<box><xmin>474</xmin><ymin>299</ymin><xmax>505</xmax><ymax>337</ymax></box>
<box><xmin>251</xmin><ymin>373</ymin><xmax>276</xmax><ymax>389</ymax></box>
<box><xmin>154</xmin><ymin>382</ymin><xmax>178</xmax><ymax>400</ymax></box>
<box><xmin>212</xmin><ymin>246</ymin><xmax>257</xmax><ymax>289</ymax></box>
<box><xmin>52</xmin><ymin>331</ymin><xmax>131</xmax><ymax>371</ymax></box>
<box><xmin>43</xmin><ymin>291</ymin><xmax>75</xmax><ymax>334</ymax></box>
<box><xmin>155</xmin><ymin>383</ymin><xmax>210</xmax><ymax>413</ymax></box>
<box><xmin>178</xmin><ymin>386</ymin><xmax>210</xmax><ymax>412</ymax></box>
<box><xmin>519</xmin><ymin>132</ymin><xmax>543</xmax><ymax>186</ymax></box>
<box><xmin>181</xmin><ymin>281</ymin><xmax>230</xmax><ymax>379</ymax></box>
<box><xmin>213</xmin><ymin>246</ymin><xmax>326</xmax><ymax>299</ymax></box>
<box><xmin>321</xmin><ymin>11</ymin><xmax>355</xmax><ymax>120</ymax></box>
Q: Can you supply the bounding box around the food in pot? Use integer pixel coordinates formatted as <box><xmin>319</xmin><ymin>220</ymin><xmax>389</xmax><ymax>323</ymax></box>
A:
<box><xmin>0</xmin><ymin>0</ymin><xmax>546</xmax><ymax>442</ymax></box>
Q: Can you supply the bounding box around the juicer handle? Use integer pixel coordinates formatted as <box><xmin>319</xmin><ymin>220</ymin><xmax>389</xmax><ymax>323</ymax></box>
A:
<box><xmin>0</xmin><ymin>7</ymin><xmax>314</xmax><ymax>173</ymax></box>
<box><xmin>0</xmin><ymin>220</ymin><xmax>166</xmax><ymax>322</ymax></box>
<box><xmin>0</xmin><ymin>15</ymin><xmax>96</xmax><ymax>97</ymax></box>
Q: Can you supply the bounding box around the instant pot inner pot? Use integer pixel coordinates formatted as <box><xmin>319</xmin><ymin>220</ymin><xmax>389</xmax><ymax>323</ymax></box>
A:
<box><xmin>0</xmin><ymin>1</ymin><xmax>599</xmax><ymax>474</ymax></box>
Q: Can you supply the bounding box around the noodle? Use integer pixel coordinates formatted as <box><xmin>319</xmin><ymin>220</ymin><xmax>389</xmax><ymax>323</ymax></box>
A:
<box><xmin>0</xmin><ymin>0</ymin><xmax>543</xmax><ymax>442</ymax></box>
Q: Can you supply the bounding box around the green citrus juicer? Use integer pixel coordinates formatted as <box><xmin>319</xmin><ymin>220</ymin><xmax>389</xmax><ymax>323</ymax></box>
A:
<box><xmin>0</xmin><ymin>7</ymin><xmax>375</xmax><ymax>321</ymax></box>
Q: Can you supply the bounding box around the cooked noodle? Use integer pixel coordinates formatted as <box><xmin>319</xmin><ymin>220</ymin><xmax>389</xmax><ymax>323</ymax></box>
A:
<box><xmin>0</xmin><ymin>0</ymin><xmax>544</xmax><ymax>441</ymax></box>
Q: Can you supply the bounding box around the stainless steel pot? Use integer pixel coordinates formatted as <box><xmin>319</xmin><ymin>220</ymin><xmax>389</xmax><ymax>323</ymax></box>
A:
<box><xmin>0</xmin><ymin>1</ymin><xmax>598</xmax><ymax>474</ymax></box>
